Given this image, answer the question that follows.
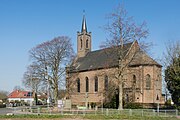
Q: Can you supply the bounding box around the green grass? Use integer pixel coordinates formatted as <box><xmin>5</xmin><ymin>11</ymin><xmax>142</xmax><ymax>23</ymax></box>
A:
<box><xmin>84</xmin><ymin>114</ymin><xmax>179</xmax><ymax>120</ymax></box>
<box><xmin>0</xmin><ymin>114</ymin><xmax>179</xmax><ymax>120</ymax></box>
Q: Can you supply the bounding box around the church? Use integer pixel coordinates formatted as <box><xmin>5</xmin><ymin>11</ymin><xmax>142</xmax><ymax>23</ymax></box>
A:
<box><xmin>66</xmin><ymin>15</ymin><xmax>165</xmax><ymax>108</ymax></box>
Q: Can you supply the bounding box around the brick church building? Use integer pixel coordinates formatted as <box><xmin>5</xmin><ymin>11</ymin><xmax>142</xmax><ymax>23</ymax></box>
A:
<box><xmin>66</xmin><ymin>15</ymin><xmax>165</xmax><ymax>108</ymax></box>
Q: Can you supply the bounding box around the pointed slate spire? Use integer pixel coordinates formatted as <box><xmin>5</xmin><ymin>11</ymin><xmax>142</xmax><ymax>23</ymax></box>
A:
<box><xmin>77</xmin><ymin>11</ymin><xmax>91</xmax><ymax>58</ymax></box>
<box><xmin>81</xmin><ymin>11</ymin><xmax>87</xmax><ymax>32</ymax></box>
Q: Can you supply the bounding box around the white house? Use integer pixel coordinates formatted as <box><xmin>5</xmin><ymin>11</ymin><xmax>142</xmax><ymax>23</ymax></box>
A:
<box><xmin>8</xmin><ymin>90</ymin><xmax>34</xmax><ymax>105</ymax></box>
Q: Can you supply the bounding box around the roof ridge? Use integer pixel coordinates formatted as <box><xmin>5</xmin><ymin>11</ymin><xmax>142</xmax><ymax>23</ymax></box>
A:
<box><xmin>87</xmin><ymin>41</ymin><xmax>134</xmax><ymax>54</ymax></box>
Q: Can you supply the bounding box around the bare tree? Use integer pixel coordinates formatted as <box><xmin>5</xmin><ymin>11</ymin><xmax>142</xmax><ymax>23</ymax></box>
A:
<box><xmin>0</xmin><ymin>91</ymin><xmax>8</xmax><ymax>101</ymax></box>
<box><xmin>13</xmin><ymin>86</ymin><xmax>24</xmax><ymax>91</ymax></box>
<box><xmin>163</xmin><ymin>40</ymin><xmax>180</xmax><ymax>107</ymax></box>
<box><xmin>65</xmin><ymin>65</ymin><xmax>81</xmax><ymax>99</ymax></box>
<box><xmin>26</xmin><ymin>36</ymin><xmax>74</xmax><ymax>105</ymax></box>
<box><xmin>162</xmin><ymin>78</ymin><xmax>170</xmax><ymax>102</ymax></box>
<box><xmin>163</xmin><ymin>40</ymin><xmax>180</xmax><ymax>68</ymax></box>
<box><xmin>101</xmin><ymin>5</ymin><xmax>148</xmax><ymax>109</ymax></box>
<box><xmin>22</xmin><ymin>62</ymin><xmax>42</xmax><ymax>91</ymax></box>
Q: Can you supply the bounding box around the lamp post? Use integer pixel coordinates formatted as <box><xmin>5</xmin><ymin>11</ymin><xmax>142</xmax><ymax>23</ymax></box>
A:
<box><xmin>101</xmin><ymin>93</ymin><xmax>103</xmax><ymax>113</ymax></box>
<box><xmin>45</xmin><ymin>66</ymin><xmax>50</xmax><ymax>108</ymax></box>
<box><xmin>85</xmin><ymin>92</ymin><xmax>88</xmax><ymax>109</ymax></box>
<box><xmin>30</xmin><ymin>73</ymin><xmax>33</xmax><ymax>107</ymax></box>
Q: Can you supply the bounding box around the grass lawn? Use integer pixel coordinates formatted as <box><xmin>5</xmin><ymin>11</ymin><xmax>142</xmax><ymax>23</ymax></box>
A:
<box><xmin>0</xmin><ymin>114</ymin><xmax>179</xmax><ymax>120</ymax></box>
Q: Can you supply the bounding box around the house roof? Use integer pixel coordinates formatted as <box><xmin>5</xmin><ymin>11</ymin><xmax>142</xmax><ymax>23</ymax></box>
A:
<box><xmin>69</xmin><ymin>41</ymin><xmax>161</xmax><ymax>72</ymax></box>
<box><xmin>8</xmin><ymin>90</ymin><xmax>32</xmax><ymax>98</ymax></box>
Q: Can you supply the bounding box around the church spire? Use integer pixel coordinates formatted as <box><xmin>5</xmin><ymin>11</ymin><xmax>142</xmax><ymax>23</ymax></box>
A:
<box><xmin>81</xmin><ymin>13</ymin><xmax>87</xmax><ymax>32</ymax></box>
<box><xmin>77</xmin><ymin>12</ymin><xmax>91</xmax><ymax>58</ymax></box>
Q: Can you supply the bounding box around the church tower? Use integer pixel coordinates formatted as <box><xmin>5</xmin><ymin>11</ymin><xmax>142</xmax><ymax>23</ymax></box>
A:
<box><xmin>77</xmin><ymin>15</ymin><xmax>91</xmax><ymax>58</ymax></box>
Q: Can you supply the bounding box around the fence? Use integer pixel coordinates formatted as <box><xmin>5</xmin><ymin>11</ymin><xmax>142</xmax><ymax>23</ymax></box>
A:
<box><xmin>12</xmin><ymin>106</ymin><xmax>179</xmax><ymax>118</ymax></box>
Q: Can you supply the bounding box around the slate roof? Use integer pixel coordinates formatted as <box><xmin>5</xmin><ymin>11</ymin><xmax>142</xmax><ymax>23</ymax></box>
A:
<box><xmin>129</xmin><ymin>51</ymin><xmax>161</xmax><ymax>67</ymax></box>
<box><xmin>69</xmin><ymin>42</ymin><xmax>161</xmax><ymax>72</ymax></box>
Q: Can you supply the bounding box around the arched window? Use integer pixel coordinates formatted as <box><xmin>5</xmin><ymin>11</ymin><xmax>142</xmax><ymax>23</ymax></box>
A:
<box><xmin>156</xmin><ymin>75</ymin><xmax>160</xmax><ymax>89</ymax></box>
<box><xmin>86</xmin><ymin>39</ymin><xmax>88</xmax><ymax>48</ymax></box>
<box><xmin>86</xmin><ymin>77</ymin><xmax>89</xmax><ymax>92</ymax></box>
<box><xmin>80</xmin><ymin>39</ymin><xmax>83</xmax><ymax>49</ymax></box>
<box><xmin>146</xmin><ymin>74</ymin><xmax>151</xmax><ymax>90</ymax></box>
<box><xmin>104</xmin><ymin>75</ymin><xmax>108</xmax><ymax>91</ymax></box>
<box><xmin>77</xmin><ymin>78</ymin><xmax>80</xmax><ymax>93</ymax></box>
<box><xmin>94</xmin><ymin>76</ymin><xmax>98</xmax><ymax>92</ymax></box>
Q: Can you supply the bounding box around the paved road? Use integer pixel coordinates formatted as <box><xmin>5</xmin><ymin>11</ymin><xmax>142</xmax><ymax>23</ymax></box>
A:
<box><xmin>0</xmin><ymin>108</ymin><xmax>15</xmax><ymax>115</ymax></box>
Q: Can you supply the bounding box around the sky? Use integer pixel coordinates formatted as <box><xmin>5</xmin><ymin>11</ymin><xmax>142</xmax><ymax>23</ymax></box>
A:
<box><xmin>0</xmin><ymin>0</ymin><xmax>180</xmax><ymax>92</ymax></box>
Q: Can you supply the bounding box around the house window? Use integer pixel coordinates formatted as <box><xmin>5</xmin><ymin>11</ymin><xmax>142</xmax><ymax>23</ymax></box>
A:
<box><xmin>86</xmin><ymin>39</ymin><xmax>88</xmax><ymax>48</ymax></box>
<box><xmin>27</xmin><ymin>92</ymin><xmax>32</xmax><ymax>97</ymax></box>
<box><xmin>94</xmin><ymin>76</ymin><xmax>98</xmax><ymax>92</ymax></box>
<box><xmin>146</xmin><ymin>74</ymin><xmax>151</xmax><ymax>90</ymax></box>
<box><xmin>104</xmin><ymin>75</ymin><xmax>108</xmax><ymax>91</ymax></box>
<box><xmin>86</xmin><ymin>77</ymin><xmax>89</xmax><ymax>92</ymax></box>
<box><xmin>77</xmin><ymin>78</ymin><xmax>80</xmax><ymax>93</ymax></box>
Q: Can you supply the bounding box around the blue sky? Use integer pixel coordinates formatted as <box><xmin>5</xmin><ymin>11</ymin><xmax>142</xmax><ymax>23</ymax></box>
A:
<box><xmin>0</xmin><ymin>0</ymin><xmax>180</xmax><ymax>92</ymax></box>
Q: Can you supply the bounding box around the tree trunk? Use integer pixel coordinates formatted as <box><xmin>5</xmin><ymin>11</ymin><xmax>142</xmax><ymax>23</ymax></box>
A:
<box><xmin>118</xmin><ymin>78</ymin><xmax>123</xmax><ymax>110</ymax></box>
<box><xmin>54</xmin><ymin>76</ymin><xmax>58</xmax><ymax>105</ymax></box>
<box><xmin>54</xmin><ymin>79</ymin><xmax>58</xmax><ymax>105</ymax></box>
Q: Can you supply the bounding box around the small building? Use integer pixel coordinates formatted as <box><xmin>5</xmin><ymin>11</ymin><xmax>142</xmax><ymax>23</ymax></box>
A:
<box><xmin>8</xmin><ymin>90</ymin><xmax>33</xmax><ymax>105</ymax></box>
